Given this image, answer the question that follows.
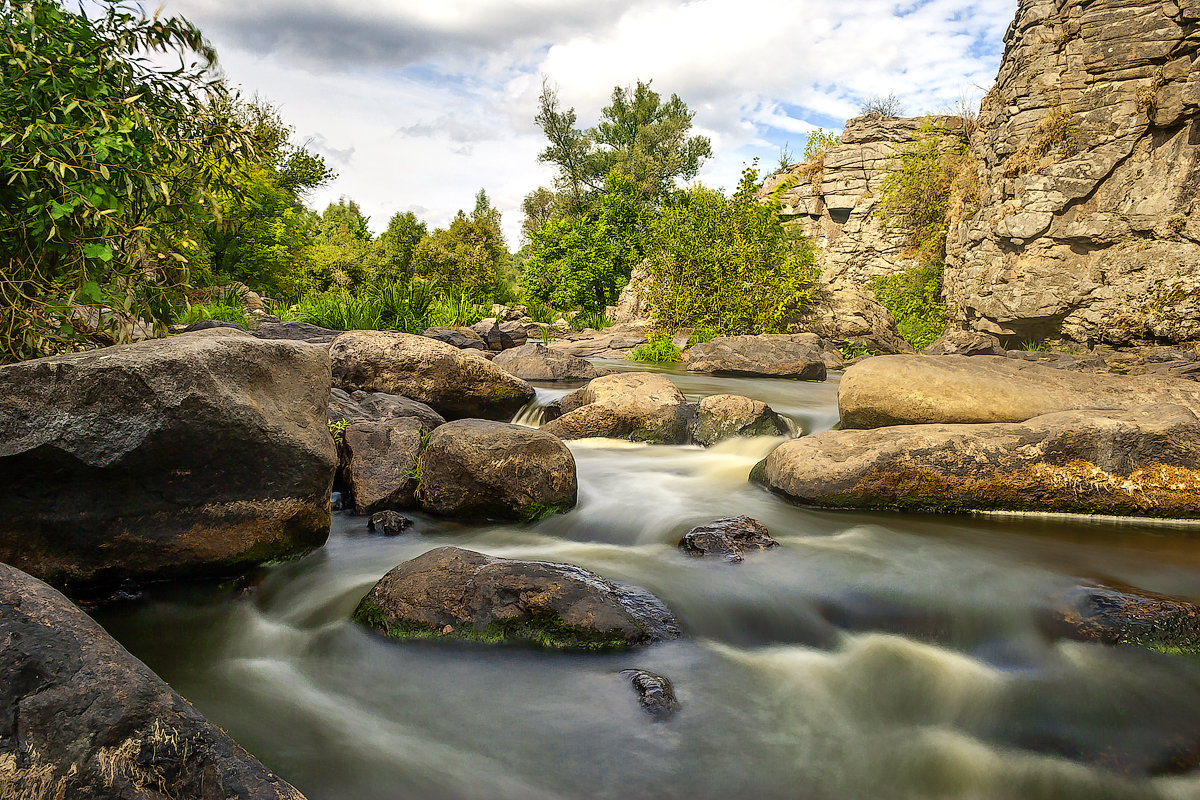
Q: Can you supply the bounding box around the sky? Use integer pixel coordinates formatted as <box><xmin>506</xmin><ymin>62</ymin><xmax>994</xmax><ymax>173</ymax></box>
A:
<box><xmin>156</xmin><ymin>0</ymin><xmax>1017</xmax><ymax>246</ymax></box>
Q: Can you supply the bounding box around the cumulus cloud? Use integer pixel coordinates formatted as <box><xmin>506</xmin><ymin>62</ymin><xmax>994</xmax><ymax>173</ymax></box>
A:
<box><xmin>159</xmin><ymin>0</ymin><xmax>1016</xmax><ymax>242</ymax></box>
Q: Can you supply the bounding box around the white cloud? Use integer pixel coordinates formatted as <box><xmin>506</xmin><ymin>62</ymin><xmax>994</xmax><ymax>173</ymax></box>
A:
<box><xmin>158</xmin><ymin>0</ymin><xmax>1016</xmax><ymax>243</ymax></box>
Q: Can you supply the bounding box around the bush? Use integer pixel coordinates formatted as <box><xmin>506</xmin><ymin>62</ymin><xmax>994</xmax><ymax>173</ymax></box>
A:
<box><xmin>180</xmin><ymin>303</ymin><xmax>250</xmax><ymax>329</ymax></box>
<box><xmin>643</xmin><ymin>167</ymin><xmax>818</xmax><ymax>336</ymax></box>
<box><xmin>630</xmin><ymin>334</ymin><xmax>681</xmax><ymax>363</ymax></box>
<box><xmin>571</xmin><ymin>311</ymin><xmax>613</xmax><ymax>331</ymax></box>
<box><xmin>868</xmin><ymin>263</ymin><xmax>946</xmax><ymax>351</ymax></box>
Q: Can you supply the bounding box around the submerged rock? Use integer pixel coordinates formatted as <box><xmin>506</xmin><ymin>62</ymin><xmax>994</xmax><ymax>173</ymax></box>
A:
<box><xmin>1045</xmin><ymin>584</ymin><xmax>1200</xmax><ymax>655</ymax></box>
<box><xmin>492</xmin><ymin>342</ymin><xmax>600</xmax><ymax>381</ymax></box>
<box><xmin>368</xmin><ymin>510</ymin><xmax>414</xmax><ymax>535</ymax></box>
<box><xmin>542</xmin><ymin>372</ymin><xmax>693</xmax><ymax>444</ymax></box>
<box><xmin>839</xmin><ymin>355</ymin><xmax>1200</xmax><ymax>429</ymax></box>
<box><xmin>0</xmin><ymin>562</ymin><xmax>308</xmax><ymax>799</ymax></box>
<box><xmin>620</xmin><ymin>669</ymin><xmax>679</xmax><ymax>719</ymax></box>
<box><xmin>330</xmin><ymin>330</ymin><xmax>535</xmax><ymax>421</ymax></box>
<box><xmin>354</xmin><ymin>547</ymin><xmax>681</xmax><ymax>650</ymax></box>
<box><xmin>417</xmin><ymin>420</ymin><xmax>577</xmax><ymax>521</ymax></box>
<box><xmin>755</xmin><ymin>404</ymin><xmax>1200</xmax><ymax>517</ymax></box>
<box><xmin>684</xmin><ymin>334</ymin><xmax>829</xmax><ymax>380</ymax></box>
<box><xmin>691</xmin><ymin>394</ymin><xmax>789</xmax><ymax>445</ymax></box>
<box><xmin>0</xmin><ymin>331</ymin><xmax>336</xmax><ymax>594</ymax></box>
<box><xmin>679</xmin><ymin>516</ymin><xmax>779</xmax><ymax>562</ymax></box>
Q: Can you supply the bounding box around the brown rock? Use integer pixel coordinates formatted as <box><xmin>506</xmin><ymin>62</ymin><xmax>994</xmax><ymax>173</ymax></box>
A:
<box><xmin>691</xmin><ymin>395</ymin><xmax>789</xmax><ymax>446</ymax></box>
<box><xmin>542</xmin><ymin>372</ymin><xmax>693</xmax><ymax>444</ymax></box>
<box><xmin>492</xmin><ymin>342</ymin><xmax>600</xmax><ymax>381</ymax></box>
<box><xmin>679</xmin><ymin>516</ymin><xmax>778</xmax><ymax>562</ymax></box>
<box><xmin>684</xmin><ymin>334</ymin><xmax>829</xmax><ymax>380</ymax></box>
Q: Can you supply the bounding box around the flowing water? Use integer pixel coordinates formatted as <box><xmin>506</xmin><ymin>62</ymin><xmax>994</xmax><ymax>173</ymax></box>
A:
<box><xmin>94</xmin><ymin>362</ymin><xmax>1200</xmax><ymax>800</ymax></box>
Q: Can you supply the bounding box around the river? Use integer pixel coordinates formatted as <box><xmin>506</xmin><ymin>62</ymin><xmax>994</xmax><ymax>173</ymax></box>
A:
<box><xmin>94</xmin><ymin>362</ymin><xmax>1200</xmax><ymax>800</ymax></box>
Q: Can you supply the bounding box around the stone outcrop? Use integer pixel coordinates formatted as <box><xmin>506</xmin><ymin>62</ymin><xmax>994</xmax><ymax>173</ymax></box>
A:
<box><xmin>492</xmin><ymin>342</ymin><xmax>601</xmax><ymax>381</ymax></box>
<box><xmin>838</xmin><ymin>354</ymin><xmax>1200</xmax><ymax>429</ymax></box>
<box><xmin>755</xmin><ymin>404</ymin><xmax>1200</xmax><ymax>517</ymax></box>
<box><xmin>944</xmin><ymin>0</ymin><xmax>1200</xmax><ymax>345</ymax></box>
<box><xmin>684</xmin><ymin>334</ymin><xmax>832</xmax><ymax>379</ymax></box>
<box><xmin>422</xmin><ymin>326</ymin><xmax>486</xmax><ymax>351</ymax></box>
<box><xmin>354</xmin><ymin>547</ymin><xmax>681</xmax><ymax>650</ymax></box>
<box><xmin>0</xmin><ymin>332</ymin><xmax>336</xmax><ymax>593</ymax></box>
<box><xmin>542</xmin><ymin>372</ymin><xmax>693</xmax><ymax>444</ymax></box>
<box><xmin>329</xmin><ymin>330</ymin><xmax>535</xmax><ymax>421</ymax></box>
<box><xmin>690</xmin><ymin>395</ymin><xmax>789</xmax><ymax>446</ymax></box>
<box><xmin>0</xmin><ymin>563</ymin><xmax>307</xmax><ymax>799</ymax></box>
<box><xmin>417</xmin><ymin>420</ymin><xmax>578</xmax><ymax>521</ymax></box>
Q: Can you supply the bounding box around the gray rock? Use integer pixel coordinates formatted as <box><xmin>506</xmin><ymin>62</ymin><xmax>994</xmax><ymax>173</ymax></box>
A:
<box><xmin>182</xmin><ymin>318</ymin><xmax>246</xmax><ymax>333</ymax></box>
<box><xmin>922</xmin><ymin>330</ymin><xmax>1006</xmax><ymax>356</ymax></box>
<box><xmin>679</xmin><ymin>516</ymin><xmax>778</xmax><ymax>562</ymax></box>
<box><xmin>418</xmin><ymin>420</ymin><xmax>577</xmax><ymax>521</ymax></box>
<box><xmin>253</xmin><ymin>320</ymin><xmax>342</xmax><ymax>344</ymax></box>
<box><xmin>756</xmin><ymin>404</ymin><xmax>1200</xmax><ymax>518</ymax></box>
<box><xmin>368</xmin><ymin>510</ymin><xmax>414</xmax><ymax>535</ymax></box>
<box><xmin>542</xmin><ymin>372</ymin><xmax>693</xmax><ymax>444</ymax></box>
<box><xmin>620</xmin><ymin>669</ymin><xmax>679</xmax><ymax>719</ymax></box>
<box><xmin>691</xmin><ymin>395</ymin><xmax>789</xmax><ymax>445</ymax></box>
<box><xmin>344</xmin><ymin>418</ymin><xmax>424</xmax><ymax>515</ymax></box>
<box><xmin>422</xmin><ymin>326</ymin><xmax>486</xmax><ymax>351</ymax></box>
<box><xmin>329</xmin><ymin>330</ymin><xmax>535</xmax><ymax>422</ymax></box>
<box><xmin>795</xmin><ymin>284</ymin><xmax>916</xmax><ymax>356</ymax></box>
<box><xmin>0</xmin><ymin>332</ymin><xmax>336</xmax><ymax>594</ymax></box>
<box><xmin>684</xmin><ymin>334</ymin><xmax>828</xmax><ymax>380</ymax></box>
<box><xmin>328</xmin><ymin>388</ymin><xmax>445</xmax><ymax>431</ymax></box>
<box><xmin>0</xmin><ymin>562</ymin><xmax>308</xmax><ymax>799</ymax></box>
<box><xmin>492</xmin><ymin>342</ymin><xmax>600</xmax><ymax>381</ymax></box>
<box><xmin>354</xmin><ymin>546</ymin><xmax>681</xmax><ymax>650</ymax></box>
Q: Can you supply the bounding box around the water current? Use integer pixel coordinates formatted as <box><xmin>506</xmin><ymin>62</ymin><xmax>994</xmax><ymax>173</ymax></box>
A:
<box><xmin>94</xmin><ymin>361</ymin><xmax>1200</xmax><ymax>800</ymax></box>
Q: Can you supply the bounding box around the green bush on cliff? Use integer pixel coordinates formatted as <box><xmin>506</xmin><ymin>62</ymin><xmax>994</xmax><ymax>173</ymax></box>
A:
<box><xmin>643</xmin><ymin>166</ymin><xmax>818</xmax><ymax>336</ymax></box>
<box><xmin>868</xmin><ymin>262</ymin><xmax>946</xmax><ymax>350</ymax></box>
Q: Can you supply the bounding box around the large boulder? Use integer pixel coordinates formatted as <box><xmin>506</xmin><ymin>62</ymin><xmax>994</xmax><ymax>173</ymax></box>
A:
<box><xmin>421</xmin><ymin>326</ymin><xmax>486</xmax><ymax>351</ymax></box>
<box><xmin>839</xmin><ymin>354</ymin><xmax>1200</xmax><ymax>429</ymax></box>
<box><xmin>343</xmin><ymin>418</ymin><xmax>424</xmax><ymax>515</ymax></box>
<box><xmin>755</xmin><ymin>404</ymin><xmax>1200</xmax><ymax>517</ymax></box>
<box><xmin>329</xmin><ymin>330</ymin><xmax>535</xmax><ymax>421</ymax></box>
<box><xmin>492</xmin><ymin>342</ymin><xmax>601</xmax><ymax>381</ymax></box>
<box><xmin>253</xmin><ymin>320</ymin><xmax>342</xmax><ymax>344</ymax></box>
<box><xmin>417</xmin><ymin>420</ymin><xmax>577</xmax><ymax>521</ymax></box>
<box><xmin>0</xmin><ymin>332</ymin><xmax>336</xmax><ymax>593</ymax></box>
<box><xmin>684</xmin><ymin>334</ymin><xmax>829</xmax><ymax>380</ymax></box>
<box><xmin>354</xmin><ymin>547</ymin><xmax>681</xmax><ymax>650</ymax></box>
<box><xmin>327</xmin><ymin>388</ymin><xmax>445</xmax><ymax>431</ymax></box>
<box><xmin>0</xmin><ymin>562</ymin><xmax>307</xmax><ymax>799</ymax></box>
<box><xmin>691</xmin><ymin>394</ymin><xmax>789</xmax><ymax>445</ymax></box>
<box><xmin>541</xmin><ymin>372</ymin><xmax>693</xmax><ymax>444</ymax></box>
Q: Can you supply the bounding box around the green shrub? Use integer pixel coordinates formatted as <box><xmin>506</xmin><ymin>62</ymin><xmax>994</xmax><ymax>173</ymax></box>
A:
<box><xmin>686</xmin><ymin>327</ymin><xmax>717</xmax><ymax>347</ymax></box>
<box><xmin>1020</xmin><ymin>339</ymin><xmax>1049</xmax><ymax>352</ymax></box>
<box><xmin>630</xmin><ymin>334</ymin><xmax>682</xmax><ymax>363</ymax></box>
<box><xmin>868</xmin><ymin>263</ymin><xmax>946</xmax><ymax>351</ymax></box>
<box><xmin>180</xmin><ymin>303</ymin><xmax>250</xmax><ymax>329</ymax></box>
<box><xmin>295</xmin><ymin>292</ymin><xmax>383</xmax><ymax>332</ymax></box>
<box><xmin>839</xmin><ymin>340</ymin><xmax>876</xmax><ymax>360</ymax></box>
<box><xmin>571</xmin><ymin>311</ymin><xmax>612</xmax><ymax>331</ymax></box>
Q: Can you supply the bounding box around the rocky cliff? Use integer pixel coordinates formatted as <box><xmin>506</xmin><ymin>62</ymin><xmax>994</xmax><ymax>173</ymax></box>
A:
<box><xmin>945</xmin><ymin>0</ymin><xmax>1200</xmax><ymax>345</ymax></box>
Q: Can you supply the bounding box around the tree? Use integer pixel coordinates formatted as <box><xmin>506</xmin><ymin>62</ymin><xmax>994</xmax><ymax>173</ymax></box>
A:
<box><xmin>535</xmin><ymin>79</ymin><xmax>712</xmax><ymax>207</ymax></box>
<box><xmin>0</xmin><ymin>0</ymin><xmax>251</xmax><ymax>361</ymax></box>
<box><xmin>317</xmin><ymin>198</ymin><xmax>372</xmax><ymax>241</ymax></box>
<box><xmin>410</xmin><ymin>190</ymin><xmax>507</xmax><ymax>297</ymax></box>
<box><xmin>376</xmin><ymin>211</ymin><xmax>427</xmax><ymax>284</ymax></box>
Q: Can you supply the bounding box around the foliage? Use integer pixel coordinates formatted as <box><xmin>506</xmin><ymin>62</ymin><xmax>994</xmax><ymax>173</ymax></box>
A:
<box><xmin>630</xmin><ymin>334</ymin><xmax>681</xmax><ymax>363</ymax></box>
<box><xmin>1020</xmin><ymin>338</ymin><xmax>1049</xmax><ymax>352</ymax></box>
<box><xmin>535</xmin><ymin>78</ymin><xmax>712</xmax><ymax>206</ymax></box>
<box><xmin>868</xmin><ymin>262</ymin><xmax>946</xmax><ymax>350</ymax></box>
<box><xmin>179</xmin><ymin>302</ymin><xmax>249</xmax><ymax>329</ymax></box>
<box><xmin>643</xmin><ymin>166</ymin><xmax>819</xmax><ymax>336</ymax></box>
<box><xmin>316</xmin><ymin>197</ymin><xmax>371</xmax><ymax>241</ymax></box>
<box><xmin>376</xmin><ymin>210</ymin><xmax>427</xmax><ymax>284</ymax></box>
<box><xmin>571</xmin><ymin>311</ymin><xmax>612</xmax><ymax>331</ymax></box>
<box><xmin>293</xmin><ymin>279</ymin><xmax>487</xmax><ymax>334</ymax></box>
<box><xmin>686</xmin><ymin>327</ymin><xmax>717</xmax><ymax>347</ymax></box>
<box><xmin>410</xmin><ymin>190</ymin><xmax>507</xmax><ymax>298</ymax></box>
<box><xmin>0</xmin><ymin>0</ymin><xmax>251</xmax><ymax>361</ymax></box>
<box><xmin>861</xmin><ymin>93</ymin><xmax>905</xmax><ymax>117</ymax></box>
<box><xmin>803</xmin><ymin>129</ymin><xmax>841</xmax><ymax>161</ymax></box>
<box><xmin>839</xmin><ymin>340</ymin><xmax>876</xmax><ymax>360</ymax></box>
<box><xmin>1004</xmin><ymin>105</ymin><xmax>1080</xmax><ymax>176</ymax></box>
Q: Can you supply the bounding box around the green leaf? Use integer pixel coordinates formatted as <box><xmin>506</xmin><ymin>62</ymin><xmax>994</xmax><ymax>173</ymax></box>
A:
<box><xmin>77</xmin><ymin>281</ymin><xmax>103</xmax><ymax>303</ymax></box>
<box><xmin>82</xmin><ymin>243</ymin><xmax>112</xmax><ymax>261</ymax></box>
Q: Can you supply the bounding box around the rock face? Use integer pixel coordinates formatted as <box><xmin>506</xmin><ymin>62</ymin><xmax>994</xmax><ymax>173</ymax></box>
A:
<box><xmin>329</xmin><ymin>330</ymin><xmax>535</xmax><ymax>421</ymax></box>
<box><xmin>492</xmin><ymin>342</ymin><xmax>601</xmax><ymax>381</ymax></box>
<box><xmin>921</xmin><ymin>330</ymin><xmax>1006</xmax><ymax>357</ymax></box>
<box><xmin>691</xmin><ymin>395</ymin><xmax>789</xmax><ymax>446</ymax></box>
<box><xmin>606</xmin><ymin>265</ymin><xmax>653</xmax><ymax>324</ymax></box>
<box><xmin>0</xmin><ymin>333</ymin><xmax>336</xmax><ymax>593</ymax></box>
<box><xmin>422</xmin><ymin>326</ymin><xmax>486</xmax><ymax>351</ymax></box>
<box><xmin>685</xmin><ymin>334</ymin><xmax>830</xmax><ymax>380</ymax></box>
<box><xmin>679</xmin><ymin>516</ymin><xmax>779</xmax><ymax>562</ymax></box>
<box><xmin>418</xmin><ymin>420</ymin><xmax>578</xmax><ymax>521</ymax></box>
<box><xmin>756</xmin><ymin>404</ymin><xmax>1200</xmax><ymax>517</ymax></box>
<box><xmin>793</xmin><ymin>285</ymin><xmax>915</xmax><ymax>355</ymax></box>
<box><xmin>542</xmin><ymin>373</ymin><xmax>693</xmax><ymax>444</ymax></box>
<box><xmin>343</xmin><ymin>418</ymin><xmax>425</xmax><ymax>515</ymax></box>
<box><xmin>253</xmin><ymin>320</ymin><xmax>342</xmax><ymax>344</ymax></box>
<box><xmin>839</xmin><ymin>354</ymin><xmax>1200</xmax><ymax>429</ymax></box>
<box><xmin>0</xmin><ymin>563</ymin><xmax>307</xmax><ymax>799</ymax></box>
<box><xmin>943</xmin><ymin>0</ymin><xmax>1200</xmax><ymax>345</ymax></box>
<box><xmin>354</xmin><ymin>547</ymin><xmax>681</xmax><ymax>650</ymax></box>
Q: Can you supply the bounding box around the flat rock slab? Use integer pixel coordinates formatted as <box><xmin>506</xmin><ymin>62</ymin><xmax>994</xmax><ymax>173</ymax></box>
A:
<box><xmin>542</xmin><ymin>372</ymin><xmax>693</xmax><ymax>444</ymax></box>
<box><xmin>685</xmin><ymin>334</ymin><xmax>829</xmax><ymax>380</ymax></box>
<box><xmin>253</xmin><ymin>320</ymin><xmax>342</xmax><ymax>344</ymax></box>
<box><xmin>355</xmin><ymin>547</ymin><xmax>681</xmax><ymax>650</ymax></box>
<box><xmin>492</xmin><ymin>342</ymin><xmax>600</xmax><ymax>381</ymax></box>
<box><xmin>418</xmin><ymin>420</ymin><xmax>578</xmax><ymax>521</ymax></box>
<box><xmin>330</xmin><ymin>330</ymin><xmax>535</xmax><ymax>421</ymax></box>
<box><xmin>756</xmin><ymin>404</ymin><xmax>1200</xmax><ymax>517</ymax></box>
<box><xmin>840</xmin><ymin>354</ymin><xmax>1200</xmax><ymax>429</ymax></box>
<box><xmin>0</xmin><ymin>331</ymin><xmax>336</xmax><ymax>593</ymax></box>
<box><xmin>0</xmin><ymin>563</ymin><xmax>307</xmax><ymax>799</ymax></box>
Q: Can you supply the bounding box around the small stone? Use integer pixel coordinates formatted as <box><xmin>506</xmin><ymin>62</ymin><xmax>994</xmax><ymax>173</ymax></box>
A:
<box><xmin>621</xmin><ymin>669</ymin><xmax>679</xmax><ymax>719</ymax></box>
<box><xmin>442</xmin><ymin>625</ymin><xmax>454</xmax><ymax>635</ymax></box>
<box><xmin>679</xmin><ymin>516</ymin><xmax>778</xmax><ymax>562</ymax></box>
<box><xmin>367</xmin><ymin>510</ymin><xmax>413</xmax><ymax>535</ymax></box>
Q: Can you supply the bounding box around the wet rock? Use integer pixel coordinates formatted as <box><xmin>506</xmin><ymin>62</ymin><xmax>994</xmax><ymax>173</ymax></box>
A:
<box><xmin>329</xmin><ymin>330</ymin><xmax>535</xmax><ymax>421</ymax></box>
<box><xmin>679</xmin><ymin>516</ymin><xmax>779</xmax><ymax>562</ymax></box>
<box><xmin>328</xmin><ymin>388</ymin><xmax>446</xmax><ymax>431</ymax></box>
<box><xmin>756</xmin><ymin>404</ymin><xmax>1200</xmax><ymax>518</ymax></box>
<box><xmin>839</xmin><ymin>355</ymin><xmax>1200</xmax><ymax>429</ymax></box>
<box><xmin>368</xmin><ymin>510</ymin><xmax>414</xmax><ymax>535</ymax></box>
<box><xmin>253</xmin><ymin>320</ymin><xmax>342</xmax><ymax>344</ymax></box>
<box><xmin>0</xmin><ymin>562</ymin><xmax>308</xmax><ymax>799</ymax></box>
<box><xmin>492</xmin><ymin>342</ymin><xmax>600</xmax><ymax>381</ymax></box>
<box><xmin>1044</xmin><ymin>584</ymin><xmax>1200</xmax><ymax>655</ymax></box>
<box><xmin>344</xmin><ymin>417</ymin><xmax>425</xmax><ymax>515</ymax></box>
<box><xmin>922</xmin><ymin>330</ymin><xmax>1006</xmax><ymax>357</ymax></box>
<box><xmin>541</xmin><ymin>372</ymin><xmax>693</xmax><ymax>444</ymax></box>
<box><xmin>621</xmin><ymin>669</ymin><xmax>679</xmax><ymax>719</ymax></box>
<box><xmin>0</xmin><ymin>332</ymin><xmax>336</xmax><ymax>594</ymax></box>
<box><xmin>331</xmin><ymin>491</ymin><xmax>346</xmax><ymax>511</ymax></box>
<box><xmin>422</xmin><ymin>326</ymin><xmax>486</xmax><ymax>351</ymax></box>
<box><xmin>691</xmin><ymin>394</ymin><xmax>789</xmax><ymax>446</ymax></box>
<box><xmin>418</xmin><ymin>420</ymin><xmax>577</xmax><ymax>521</ymax></box>
<box><xmin>684</xmin><ymin>334</ymin><xmax>828</xmax><ymax>380</ymax></box>
<box><xmin>354</xmin><ymin>546</ymin><xmax>681</xmax><ymax>650</ymax></box>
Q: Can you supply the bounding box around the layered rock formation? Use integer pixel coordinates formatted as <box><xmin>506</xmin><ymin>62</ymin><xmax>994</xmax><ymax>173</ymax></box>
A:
<box><xmin>944</xmin><ymin>0</ymin><xmax>1200</xmax><ymax>344</ymax></box>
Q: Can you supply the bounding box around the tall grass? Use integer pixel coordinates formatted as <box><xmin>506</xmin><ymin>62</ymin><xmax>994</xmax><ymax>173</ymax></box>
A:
<box><xmin>294</xmin><ymin>280</ymin><xmax>490</xmax><ymax>333</ymax></box>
